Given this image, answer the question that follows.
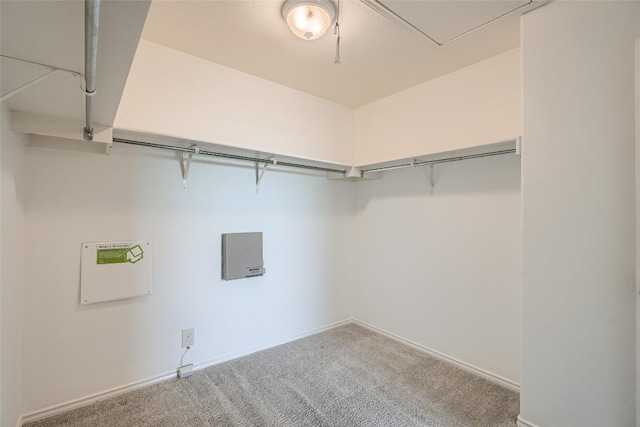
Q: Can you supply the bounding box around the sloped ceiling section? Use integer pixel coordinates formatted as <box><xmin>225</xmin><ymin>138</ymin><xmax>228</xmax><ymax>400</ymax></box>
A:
<box><xmin>1</xmin><ymin>0</ymin><xmax>150</xmax><ymax>146</ymax></box>
<box><xmin>142</xmin><ymin>0</ymin><xmax>538</xmax><ymax>107</ymax></box>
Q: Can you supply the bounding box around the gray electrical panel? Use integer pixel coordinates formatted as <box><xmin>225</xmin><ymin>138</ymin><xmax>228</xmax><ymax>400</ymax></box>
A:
<box><xmin>222</xmin><ymin>232</ymin><xmax>265</xmax><ymax>280</ymax></box>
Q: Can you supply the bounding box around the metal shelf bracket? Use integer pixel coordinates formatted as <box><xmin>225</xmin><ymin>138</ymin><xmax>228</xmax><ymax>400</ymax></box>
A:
<box><xmin>427</xmin><ymin>164</ymin><xmax>436</xmax><ymax>194</ymax></box>
<box><xmin>180</xmin><ymin>144</ymin><xmax>199</xmax><ymax>189</ymax></box>
<box><xmin>256</xmin><ymin>157</ymin><xmax>276</xmax><ymax>193</ymax></box>
<box><xmin>419</xmin><ymin>163</ymin><xmax>436</xmax><ymax>195</ymax></box>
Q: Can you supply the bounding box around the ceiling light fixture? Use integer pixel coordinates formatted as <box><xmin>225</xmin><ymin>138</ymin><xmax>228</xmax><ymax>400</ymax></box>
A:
<box><xmin>282</xmin><ymin>0</ymin><xmax>336</xmax><ymax>40</ymax></box>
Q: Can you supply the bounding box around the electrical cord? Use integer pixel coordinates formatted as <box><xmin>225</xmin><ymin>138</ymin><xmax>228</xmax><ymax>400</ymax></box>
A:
<box><xmin>180</xmin><ymin>346</ymin><xmax>190</xmax><ymax>366</ymax></box>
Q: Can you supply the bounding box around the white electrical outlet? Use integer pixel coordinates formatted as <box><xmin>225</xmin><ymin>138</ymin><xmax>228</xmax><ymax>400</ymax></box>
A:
<box><xmin>182</xmin><ymin>328</ymin><xmax>194</xmax><ymax>348</ymax></box>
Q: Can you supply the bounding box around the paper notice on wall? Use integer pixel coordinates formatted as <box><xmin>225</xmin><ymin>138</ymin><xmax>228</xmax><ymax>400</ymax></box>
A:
<box><xmin>81</xmin><ymin>240</ymin><xmax>152</xmax><ymax>305</ymax></box>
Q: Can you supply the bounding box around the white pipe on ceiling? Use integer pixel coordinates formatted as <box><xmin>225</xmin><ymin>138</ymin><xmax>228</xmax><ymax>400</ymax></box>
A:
<box><xmin>84</xmin><ymin>0</ymin><xmax>101</xmax><ymax>141</ymax></box>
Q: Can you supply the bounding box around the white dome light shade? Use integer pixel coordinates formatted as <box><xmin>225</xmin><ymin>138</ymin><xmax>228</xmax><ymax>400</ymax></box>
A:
<box><xmin>282</xmin><ymin>0</ymin><xmax>335</xmax><ymax>40</ymax></box>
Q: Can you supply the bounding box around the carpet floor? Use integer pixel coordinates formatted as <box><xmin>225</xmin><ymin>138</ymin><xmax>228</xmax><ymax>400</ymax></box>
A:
<box><xmin>26</xmin><ymin>324</ymin><xmax>519</xmax><ymax>427</ymax></box>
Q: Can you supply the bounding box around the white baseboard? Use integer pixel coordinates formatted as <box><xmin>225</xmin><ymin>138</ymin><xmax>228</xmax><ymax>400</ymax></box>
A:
<box><xmin>351</xmin><ymin>319</ymin><xmax>520</xmax><ymax>392</ymax></box>
<box><xmin>20</xmin><ymin>371</ymin><xmax>177</xmax><ymax>425</ymax></box>
<box><xmin>517</xmin><ymin>415</ymin><xmax>542</xmax><ymax>427</ymax></box>
<box><xmin>19</xmin><ymin>318</ymin><xmax>354</xmax><ymax>425</ymax></box>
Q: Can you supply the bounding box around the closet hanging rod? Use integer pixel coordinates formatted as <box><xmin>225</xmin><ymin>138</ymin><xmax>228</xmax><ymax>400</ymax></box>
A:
<box><xmin>360</xmin><ymin>148</ymin><xmax>516</xmax><ymax>175</ymax></box>
<box><xmin>112</xmin><ymin>138</ymin><xmax>348</xmax><ymax>175</ymax></box>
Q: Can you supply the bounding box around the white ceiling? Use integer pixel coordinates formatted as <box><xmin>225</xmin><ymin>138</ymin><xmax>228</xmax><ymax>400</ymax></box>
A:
<box><xmin>142</xmin><ymin>0</ymin><xmax>542</xmax><ymax>108</ymax></box>
<box><xmin>0</xmin><ymin>0</ymin><xmax>542</xmax><ymax>132</ymax></box>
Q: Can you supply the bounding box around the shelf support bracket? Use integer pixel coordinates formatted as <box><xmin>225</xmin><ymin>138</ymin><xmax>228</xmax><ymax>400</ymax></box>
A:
<box><xmin>256</xmin><ymin>157</ymin><xmax>276</xmax><ymax>193</ymax></box>
<box><xmin>422</xmin><ymin>164</ymin><xmax>436</xmax><ymax>195</ymax></box>
<box><xmin>180</xmin><ymin>145</ymin><xmax>198</xmax><ymax>189</ymax></box>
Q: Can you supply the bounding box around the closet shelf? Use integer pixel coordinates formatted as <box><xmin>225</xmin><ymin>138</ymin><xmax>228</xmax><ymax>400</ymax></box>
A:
<box><xmin>112</xmin><ymin>129</ymin><xmax>351</xmax><ymax>176</ymax></box>
<box><xmin>19</xmin><ymin>124</ymin><xmax>519</xmax><ymax>184</ymax></box>
<box><xmin>355</xmin><ymin>138</ymin><xmax>520</xmax><ymax>176</ymax></box>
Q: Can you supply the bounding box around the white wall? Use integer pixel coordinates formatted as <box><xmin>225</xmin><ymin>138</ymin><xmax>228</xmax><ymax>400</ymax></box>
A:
<box><xmin>14</xmin><ymin>11</ymin><xmax>531</xmax><ymax>419</ymax></box>
<box><xmin>353</xmin><ymin>48</ymin><xmax>521</xmax><ymax>166</ymax></box>
<box><xmin>353</xmin><ymin>154</ymin><xmax>521</xmax><ymax>384</ymax></box>
<box><xmin>1</xmin><ymin>105</ymin><xmax>26</xmax><ymax>427</ymax></box>
<box><xmin>21</xmin><ymin>143</ymin><xmax>354</xmax><ymax>414</ymax></box>
<box><xmin>521</xmin><ymin>2</ymin><xmax>639</xmax><ymax>426</ymax></box>
<box><xmin>115</xmin><ymin>40</ymin><xmax>354</xmax><ymax>165</ymax></box>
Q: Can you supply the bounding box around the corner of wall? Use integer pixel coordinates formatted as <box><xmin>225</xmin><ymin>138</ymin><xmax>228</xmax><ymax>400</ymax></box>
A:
<box><xmin>1</xmin><ymin>103</ymin><xmax>27</xmax><ymax>427</ymax></box>
<box><xmin>521</xmin><ymin>2</ymin><xmax>638</xmax><ymax>426</ymax></box>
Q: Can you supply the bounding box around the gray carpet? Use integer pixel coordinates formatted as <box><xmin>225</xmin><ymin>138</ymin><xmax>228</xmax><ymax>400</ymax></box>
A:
<box><xmin>26</xmin><ymin>324</ymin><xmax>519</xmax><ymax>427</ymax></box>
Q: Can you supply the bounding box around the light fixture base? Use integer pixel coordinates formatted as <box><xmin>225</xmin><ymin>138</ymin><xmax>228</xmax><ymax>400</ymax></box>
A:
<box><xmin>282</xmin><ymin>0</ymin><xmax>336</xmax><ymax>40</ymax></box>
